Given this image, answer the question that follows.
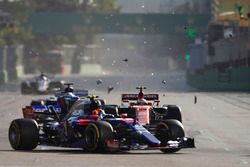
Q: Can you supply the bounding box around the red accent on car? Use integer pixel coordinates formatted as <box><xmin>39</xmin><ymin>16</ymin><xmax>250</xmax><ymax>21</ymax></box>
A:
<box><xmin>88</xmin><ymin>114</ymin><xmax>100</xmax><ymax>119</ymax></box>
<box><xmin>138</xmin><ymin>92</ymin><xmax>144</xmax><ymax>99</ymax></box>
<box><xmin>122</xmin><ymin>94</ymin><xmax>159</xmax><ymax>101</ymax></box>
<box><xmin>106</xmin><ymin>139</ymin><xmax>120</xmax><ymax>151</ymax></box>
<box><xmin>78</xmin><ymin>119</ymin><xmax>91</xmax><ymax>125</ymax></box>
<box><xmin>120</xmin><ymin>113</ymin><xmax>128</xmax><ymax>118</ymax></box>
<box><xmin>123</xmin><ymin>118</ymin><xmax>134</xmax><ymax>123</ymax></box>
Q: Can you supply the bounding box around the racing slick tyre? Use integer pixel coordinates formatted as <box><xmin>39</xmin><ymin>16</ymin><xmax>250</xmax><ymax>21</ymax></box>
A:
<box><xmin>8</xmin><ymin>118</ymin><xmax>39</xmax><ymax>150</ymax></box>
<box><xmin>156</xmin><ymin>119</ymin><xmax>184</xmax><ymax>153</ymax></box>
<box><xmin>84</xmin><ymin>121</ymin><xmax>113</xmax><ymax>152</ymax></box>
<box><xmin>165</xmin><ymin>105</ymin><xmax>182</xmax><ymax>123</ymax></box>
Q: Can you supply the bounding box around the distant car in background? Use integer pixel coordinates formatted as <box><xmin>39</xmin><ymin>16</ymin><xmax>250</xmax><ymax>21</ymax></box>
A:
<box><xmin>20</xmin><ymin>73</ymin><xmax>65</xmax><ymax>94</ymax></box>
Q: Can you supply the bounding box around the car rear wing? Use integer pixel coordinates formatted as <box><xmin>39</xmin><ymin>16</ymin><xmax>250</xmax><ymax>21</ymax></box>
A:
<box><xmin>122</xmin><ymin>94</ymin><xmax>159</xmax><ymax>101</ymax></box>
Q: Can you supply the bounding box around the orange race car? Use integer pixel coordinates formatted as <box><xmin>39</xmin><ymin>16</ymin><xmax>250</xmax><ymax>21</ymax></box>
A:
<box><xmin>118</xmin><ymin>86</ymin><xmax>182</xmax><ymax>125</ymax></box>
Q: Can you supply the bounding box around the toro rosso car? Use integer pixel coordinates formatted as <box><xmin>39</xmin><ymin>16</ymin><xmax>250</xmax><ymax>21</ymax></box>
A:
<box><xmin>21</xmin><ymin>83</ymin><xmax>88</xmax><ymax>120</ymax></box>
<box><xmin>21</xmin><ymin>73</ymin><xmax>65</xmax><ymax>94</ymax></box>
<box><xmin>118</xmin><ymin>86</ymin><xmax>182</xmax><ymax>125</ymax></box>
<box><xmin>8</xmin><ymin>85</ymin><xmax>194</xmax><ymax>153</ymax></box>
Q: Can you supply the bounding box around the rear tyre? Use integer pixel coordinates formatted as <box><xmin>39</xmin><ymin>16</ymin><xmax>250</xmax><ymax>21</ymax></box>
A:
<box><xmin>84</xmin><ymin>121</ymin><xmax>113</xmax><ymax>152</ymax></box>
<box><xmin>8</xmin><ymin>119</ymin><xmax>39</xmax><ymax>150</ymax></box>
<box><xmin>156</xmin><ymin>119</ymin><xmax>185</xmax><ymax>153</ymax></box>
<box><xmin>165</xmin><ymin>105</ymin><xmax>182</xmax><ymax>122</ymax></box>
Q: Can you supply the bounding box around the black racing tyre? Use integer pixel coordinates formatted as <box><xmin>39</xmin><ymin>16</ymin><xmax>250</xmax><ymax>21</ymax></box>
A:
<box><xmin>20</xmin><ymin>82</ymin><xmax>31</xmax><ymax>94</ymax></box>
<box><xmin>166</xmin><ymin>105</ymin><xmax>182</xmax><ymax>123</ymax></box>
<box><xmin>8</xmin><ymin>119</ymin><xmax>39</xmax><ymax>150</ymax></box>
<box><xmin>84</xmin><ymin>121</ymin><xmax>113</xmax><ymax>152</ymax></box>
<box><xmin>156</xmin><ymin>119</ymin><xmax>185</xmax><ymax>153</ymax></box>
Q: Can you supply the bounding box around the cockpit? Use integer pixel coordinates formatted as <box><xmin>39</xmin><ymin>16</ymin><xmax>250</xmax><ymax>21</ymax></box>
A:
<box><xmin>64</xmin><ymin>99</ymin><xmax>104</xmax><ymax>120</ymax></box>
<box><xmin>67</xmin><ymin>99</ymin><xmax>92</xmax><ymax>117</ymax></box>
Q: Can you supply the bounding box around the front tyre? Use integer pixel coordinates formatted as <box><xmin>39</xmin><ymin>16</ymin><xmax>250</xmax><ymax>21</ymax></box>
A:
<box><xmin>156</xmin><ymin>119</ymin><xmax>185</xmax><ymax>153</ymax></box>
<box><xmin>8</xmin><ymin>119</ymin><xmax>39</xmax><ymax>150</ymax></box>
<box><xmin>84</xmin><ymin>121</ymin><xmax>113</xmax><ymax>152</ymax></box>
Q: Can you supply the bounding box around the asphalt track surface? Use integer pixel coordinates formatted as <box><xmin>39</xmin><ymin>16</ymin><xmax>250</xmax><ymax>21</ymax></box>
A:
<box><xmin>0</xmin><ymin>73</ymin><xmax>249</xmax><ymax>167</ymax></box>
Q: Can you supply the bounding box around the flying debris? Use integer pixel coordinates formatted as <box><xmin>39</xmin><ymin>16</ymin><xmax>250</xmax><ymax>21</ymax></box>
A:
<box><xmin>122</xmin><ymin>58</ymin><xmax>128</xmax><ymax>62</ymax></box>
<box><xmin>162</xmin><ymin>80</ymin><xmax>167</xmax><ymax>84</ymax></box>
<box><xmin>96</xmin><ymin>79</ymin><xmax>103</xmax><ymax>85</ymax></box>
<box><xmin>194</xmin><ymin>96</ymin><xmax>197</xmax><ymax>104</ymax></box>
<box><xmin>116</xmin><ymin>81</ymin><xmax>120</xmax><ymax>85</ymax></box>
<box><xmin>107</xmin><ymin>86</ymin><xmax>114</xmax><ymax>94</ymax></box>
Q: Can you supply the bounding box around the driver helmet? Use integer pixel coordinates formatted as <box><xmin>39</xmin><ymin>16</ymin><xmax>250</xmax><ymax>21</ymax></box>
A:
<box><xmin>137</xmin><ymin>98</ymin><xmax>148</xmax><ymax>105</ymax></box>
<box><xmin>39</xmin><ymin>72</ymin><xmax>48</xmax><ymax>80</ymax></box>
<box><xmin>90</xmin><ymin>100</ymin><xmax>104</xmax><ymax>116</ymax></box>
<box><xmin>90</xmin><ymin>100</ymin><xmax>101</xmax><ymax>111</ymax></box>
<box><xmin>40</xmin><ymin>72</ymin><xmax>45</xmax><ymax>77</ymax></box>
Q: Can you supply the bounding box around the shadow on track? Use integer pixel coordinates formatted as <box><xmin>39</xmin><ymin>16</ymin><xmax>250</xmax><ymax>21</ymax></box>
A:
<box><xmin>0</xmin><ymin>149</ymin><xmax>188</xmax><ymax>155</ymax></box>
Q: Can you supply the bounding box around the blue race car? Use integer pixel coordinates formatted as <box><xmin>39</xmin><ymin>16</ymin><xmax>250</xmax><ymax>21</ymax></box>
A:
<box><xmin>9</xmin><ymin>91</ymin><xmax>194</xmax><ymax>153</ymax></box>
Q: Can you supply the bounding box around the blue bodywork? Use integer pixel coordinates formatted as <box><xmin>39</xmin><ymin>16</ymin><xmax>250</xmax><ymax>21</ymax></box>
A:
<box><xmin>32</xmin><ymin>105</ymin><xmax>62</xmax><ymax>114</ymax></box>
<box><xmin>70</xmin><ymin>117</ymin><xmax>161</xmax><ymax>146</ymax></box>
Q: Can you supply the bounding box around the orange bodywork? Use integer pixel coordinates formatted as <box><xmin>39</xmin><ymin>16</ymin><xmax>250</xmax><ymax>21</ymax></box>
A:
<box><xmin>133</xmin><ymin>105</ymin><xmax>151</xmax><ymax>125</ymax></box>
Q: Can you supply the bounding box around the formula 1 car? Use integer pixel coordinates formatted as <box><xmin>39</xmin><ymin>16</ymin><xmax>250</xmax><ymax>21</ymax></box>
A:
<box><xmin>20</xmin><ymin>73</ymin><xmax>65</xmax><ymax>94</ymax></box>
<box><xmin>21</xmin><ymin>73</ymin><xmax>64</xmax><ymax>94</ymax></box>
<box><xmin>8</xmin><ymin>86</ymin><xmax>194</xmax><ymax>153</ymax></box>
<box><xmin>118</xmin><ymin>86</ymin><xmax>182</xmax><ymax>125</ymax></box>
<box><xmin>22</xmin><ymin>83</ymin><xmax>88</xmax><ymax>121</ymax></box>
